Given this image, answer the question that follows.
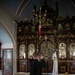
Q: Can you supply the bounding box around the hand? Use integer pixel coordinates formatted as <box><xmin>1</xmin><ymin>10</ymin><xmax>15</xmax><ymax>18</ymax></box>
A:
<box><xmin>40</xmin><ymin>55</ymin><xmax>44</xmax><ymax>59</ymax></box>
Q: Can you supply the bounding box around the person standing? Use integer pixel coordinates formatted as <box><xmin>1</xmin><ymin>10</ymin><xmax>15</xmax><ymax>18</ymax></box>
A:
<box><xmin>28</xmin><ymin>52</ymin><xmax>46</xmax><ymax>75</ymax></box>
<box><xmin>52</xmin><ymin>49</ymin><xmax>58</xmax><ymax>75</ymax></box>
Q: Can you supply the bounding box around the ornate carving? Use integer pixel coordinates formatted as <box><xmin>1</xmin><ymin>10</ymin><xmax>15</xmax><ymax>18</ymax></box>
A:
<box><xmin>60</xmin><ymin>66</ymin><xmax>66</xmax><ymax>72</ymax></box>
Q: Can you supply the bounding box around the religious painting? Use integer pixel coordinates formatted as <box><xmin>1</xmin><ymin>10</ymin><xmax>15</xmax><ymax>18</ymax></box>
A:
<box><xmin>59</xmin><ymin>43</ymin><xmax>66</xmax><ymax>59</ymax></box>
<box><xmin>69</xmin><ymin>43</ymin><xmax>75</xmax><ymax>59</ymax></box>
<box><xmin>40</xmin><ymin>40</ymin><xmax>54</xmax><ymax>57</ymax></box>
<box><xmin>19</xmin><ymin>44</ymin><xmax>26</xmax><ymax>59</ymax></box>
<box><xmin>28</xmin><ymin>44</ymin><xmax>35</xmax><ymax>58</ymax></box>
<box><xmin>57</xmin><ymin>23</ymin><xmax>63</xmax><ymax>30</ymax></box>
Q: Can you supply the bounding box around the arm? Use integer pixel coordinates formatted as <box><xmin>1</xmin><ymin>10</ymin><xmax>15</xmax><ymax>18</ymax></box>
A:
<box><xmin>40</xmin><ymin>59</ymin><xmax>46</xmax><ymax>68</ymax></box>
<box><xmin>38</xmin><ymin>55</ymin><xmax>46</xmax><ymax>68</ymax></box>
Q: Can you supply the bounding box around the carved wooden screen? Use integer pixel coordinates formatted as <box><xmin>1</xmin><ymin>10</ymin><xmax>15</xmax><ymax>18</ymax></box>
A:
<box><xmin>17</xmin><ymin>20</ymin><xmax>38</xmax><ymax>72</ymax></box>
<box><xmin>40</xmin><ymin>40</ymin><xmax>54</xmax><ymax>73</ymax></box>
<box><xmin>57</xmin><ymin>36</ymin><xmax>75</xmax><ymax>74</ymax></box>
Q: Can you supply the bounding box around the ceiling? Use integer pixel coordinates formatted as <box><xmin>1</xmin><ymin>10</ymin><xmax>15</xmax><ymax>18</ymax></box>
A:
<box><xmin>3</xmin><ymin>0</ymin><xmax>75</xmax><ymax>21</ymax></box>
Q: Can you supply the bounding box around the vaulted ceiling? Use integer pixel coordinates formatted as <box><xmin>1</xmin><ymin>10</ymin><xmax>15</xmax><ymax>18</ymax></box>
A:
<box><xmin>3</xmin><ymin>0</ymin><xmax>75</xmax><ymax>21</ymax></box>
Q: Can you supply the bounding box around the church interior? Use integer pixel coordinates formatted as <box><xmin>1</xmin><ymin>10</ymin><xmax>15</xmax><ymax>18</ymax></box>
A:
<box><xmin>0</xmin><ymin>0</ymin><xmax>75</xmax><ymax>75</ymax></box>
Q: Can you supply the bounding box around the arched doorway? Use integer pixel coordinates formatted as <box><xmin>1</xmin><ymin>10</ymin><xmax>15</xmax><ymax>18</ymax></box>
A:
<box><xmin>0</xmin><ymin>24</ymin><xmax>14</xmax><ymax>75</ymax></box>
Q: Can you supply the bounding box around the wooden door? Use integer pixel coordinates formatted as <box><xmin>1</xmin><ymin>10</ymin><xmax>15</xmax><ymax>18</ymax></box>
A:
<box><xmin>40</xmin><ymin>40</ymin><xmax>54</xmax><ymax>73</ymax></box>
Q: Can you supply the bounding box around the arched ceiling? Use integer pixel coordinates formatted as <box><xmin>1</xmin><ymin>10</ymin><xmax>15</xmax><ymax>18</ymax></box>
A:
<box><xmin>3</xmin><ymin>0</ymin><xmax>75</xmax><ymax>21</ymax></box>
<box><xmin>4</xmin><ymin>0</ymin><xmax>30</xmax><ymax>18</ymax></box>
<box><xmin>0</xmin><ymin>25</ymin><xmax>13</xmax><ymax>48</ymax></box>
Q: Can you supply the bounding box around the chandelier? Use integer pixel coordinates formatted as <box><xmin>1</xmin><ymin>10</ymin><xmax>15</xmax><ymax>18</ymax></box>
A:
<box><xmin>32</xmin><ymin>5</ymin><xmax>49</xmax><ymax>39</ymax></box>
<box><xmin>33</xmin><ymin>6</ymin><xmax>47</xmax><ymax>25</ymax></box>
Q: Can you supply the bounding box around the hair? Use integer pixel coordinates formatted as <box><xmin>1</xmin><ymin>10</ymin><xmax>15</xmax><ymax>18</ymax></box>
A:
<box><xmin>33</xmin><ymin>51</ymin><xmax>39</xmax><ymax>57</ymax></box>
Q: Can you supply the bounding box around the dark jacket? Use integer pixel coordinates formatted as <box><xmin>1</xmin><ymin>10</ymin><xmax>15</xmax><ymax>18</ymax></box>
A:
<box><xmin>28</xmin><ymin>59</ymin><xmax>46</xmax><ymax>75</ymax></box>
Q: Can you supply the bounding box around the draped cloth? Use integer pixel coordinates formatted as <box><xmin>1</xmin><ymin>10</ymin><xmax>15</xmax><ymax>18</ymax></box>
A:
<box><xmin>39</xmin><ymin>24</ymin><xmax>42</xmax><ymax>38</ymax></box>
<box><xmin>52</xmin><ymin>51</ymin><xmax>58</xmax><ymax>75</ymax></box>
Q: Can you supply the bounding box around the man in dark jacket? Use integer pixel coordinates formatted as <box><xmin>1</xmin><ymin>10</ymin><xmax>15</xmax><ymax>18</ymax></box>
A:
<box><xmin>28</xmin><ymin>52</ymin><xmax>46</xmax><ymax>75</ymax></box>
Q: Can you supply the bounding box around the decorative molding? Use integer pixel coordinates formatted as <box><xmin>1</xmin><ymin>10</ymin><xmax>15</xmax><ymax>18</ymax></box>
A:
<box><xmin>69</xmin><ymin>0</ymin><xmax>75</xmax><ymax>8</ymax></box>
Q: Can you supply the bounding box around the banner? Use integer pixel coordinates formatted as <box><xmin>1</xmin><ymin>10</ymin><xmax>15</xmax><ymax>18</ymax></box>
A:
<box><xmin>39</xmin><ymin>24</ymin><xmax>42</xmax><ymax>38</ymax></box>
